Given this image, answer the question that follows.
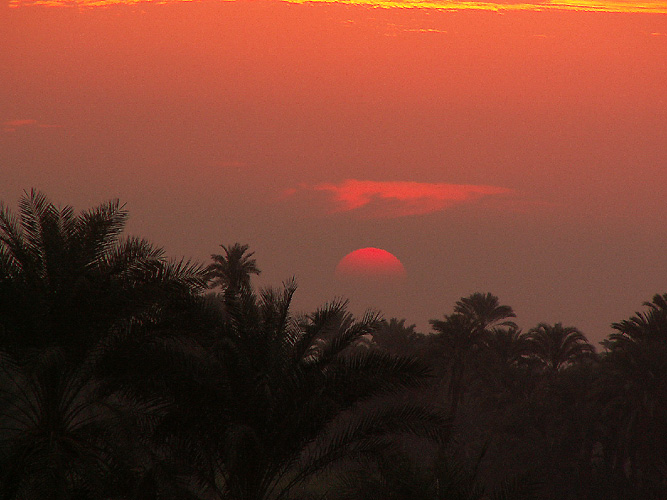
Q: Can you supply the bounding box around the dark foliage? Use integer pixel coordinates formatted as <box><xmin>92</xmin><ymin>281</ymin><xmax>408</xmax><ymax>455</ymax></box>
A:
<box><xmin>1</xmin><ymin>191</ymin><xmax>666</xmax><ymax>500</ymax></box>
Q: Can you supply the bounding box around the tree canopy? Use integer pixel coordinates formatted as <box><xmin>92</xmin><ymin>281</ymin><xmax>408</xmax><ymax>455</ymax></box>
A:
<box><xmin>0</xmin><ymin>190</ymin><xmax>665</xmax><ymax>500</ymax></box>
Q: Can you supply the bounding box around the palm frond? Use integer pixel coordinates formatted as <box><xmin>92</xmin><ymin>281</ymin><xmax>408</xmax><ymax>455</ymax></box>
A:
<box><xmin>0</xmin><ymin>201</ymin><xmax>30</xmax><ymax>276</ymax></box>
<box><xmin>75</xmin><ymin>198</ymin><xmax>128</xmax><ymax>266</ymax></box>
<box><xmin>313</xmin><ymin>308</ymin><xmax>382</xmax><ymax>366</ymax></box>
<box><xmin>323</xmin><ymin>350</ymin><xmax>431</xmax><ymax>405</ymax></box>
<box><xmin>16</xmin><ymin>189</ymin><xmax>56</xmax><ymax>278</ymax></box>
<box><xmin>98</xmin><ymin>236</ymin><xmax>163</xmax><ymax>276</ymax></box>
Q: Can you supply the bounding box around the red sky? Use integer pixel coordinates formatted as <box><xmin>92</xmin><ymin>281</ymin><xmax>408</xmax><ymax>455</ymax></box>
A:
<box><xmin>1</xmin><ymin>0</ymin><xmax>666</xmax><ymax>343</ymax></box>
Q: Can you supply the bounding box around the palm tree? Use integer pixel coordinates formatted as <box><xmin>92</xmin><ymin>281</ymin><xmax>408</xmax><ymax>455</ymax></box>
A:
<box><xmin>480</xmin><ymin>327</ymin><xmax>532</xmax><ymax>397</ymax></box>
<box><xmin>370</xmin><ymin>318</ymin><xmax>424</xmax><ymax>357</ymax></box>
<box><xmin>453</xmin><ymin>292</ymin><xmax>517</xmax><ymax>333</ymax></box>
<box><xmin>523</xmin><ymin>323</ymin><xmax>594</xmax><ymax>374</ymax></box>
<box><xmin>429</xmin><ymin>293</ymin><xmax>517</xmax><ymax>421</ymax></box>
<box><xmin>116</xmin><ymin>281</ymin><xmax>449</xmax><ymax>500</ymax></box>
<box><xmin>484</xmin><ymin>327</ymin><xmax>528</xmax><ymax>369</ymax></box>
<box><xmin>609</xmin><ymin>293</ymin><xmax>667</xmax><ymax>344</ymax></box>
<box><xmin>207</xmin><ymin>243</ymin><xmax>260</xmax><ymax>298</ymax></box>
<box><xmin>0</xmin><ymin>189</ymin><xmax>206</xmax><ymax>360</ymax></box>
<box><xmin>0</xmin><ymin>190</ymin><xmax>206</xmax><ymax>499</ymax></box>
<box><xmin>598</xmin><ymin>294</ymin><xmax>667</xmax><ymax>494</ymax></box>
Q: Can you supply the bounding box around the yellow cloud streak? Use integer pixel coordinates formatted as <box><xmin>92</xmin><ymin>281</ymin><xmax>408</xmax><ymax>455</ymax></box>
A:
<box><xmin>285</xmin><ymin>0</ymin><xmax>667</xmax><ymax>14</ymax></box>
<box><xmin>9</xmin><ymin>0</ymin><xmax>667</xmax><ymax>13</ymax></box>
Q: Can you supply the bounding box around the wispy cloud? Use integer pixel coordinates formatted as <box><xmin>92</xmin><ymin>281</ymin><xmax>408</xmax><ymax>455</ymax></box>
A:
<box><xmin>2</xmin><ymin>119</ymin><xmax>60</xmax><ymax>133</ymax></box>
<box><xmin>286</xmin><ymin>179</ymin><xmax>512</xmax><ymax>218</ymax></box>
<box><xmin>282</xmin><ymin>0</ymin><xmax>667</xmax><ymax>14</ymax></box>
<box><xmin>2</xmin><ymin>119</ymin><xmax>37</xmax><ymax>133</ymax></box>
<box><xmin>403</xmin><ymin>28</ymin><xmax>448</xmax><ymax>33</ymax></box>
<box><xmin>385</xmin><ymin>23</ymin><xmax>448</xmax><ymax>35</ymax></box>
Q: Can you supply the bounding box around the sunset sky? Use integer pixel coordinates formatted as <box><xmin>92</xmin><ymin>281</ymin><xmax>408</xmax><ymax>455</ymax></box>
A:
<box><xmin>2</xmin><ymin>0</ymin><xmax>666</xmax><ymax>343</ymax></box>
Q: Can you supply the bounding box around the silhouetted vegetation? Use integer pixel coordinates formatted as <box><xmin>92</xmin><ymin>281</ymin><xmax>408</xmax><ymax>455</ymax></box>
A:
<box><xmin>1</xmin><ymin>191</ymin><xmax>666</xmax><ymax>499</ymax></box>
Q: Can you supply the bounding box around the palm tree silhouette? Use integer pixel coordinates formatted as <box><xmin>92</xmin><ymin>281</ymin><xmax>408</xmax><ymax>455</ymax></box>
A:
<box><xmin>430</xmin><ymin>293</ymin><xmax>516</xmax><ymax>421</ymax></box>
<box><xmin>453</xmin><ymin>292</ymin><xmax>517</xmax><ymax>332</ymax></box>
<box><xmin>599</xmin><ymin>294</ymin><xmax>667</xmax><ymax>493</ymax></box>
<box><xmin>207</xmin><ymin>243</ymin><xmax>260</xmax><ymax>296</ymax></box>
<box><xmin>134</xmin><ymin>282</ymin><xmax>448</xmax><ymax>500</ymax></box>
<box><xmin>370</xmin><ymin>318</ymin><xmax>424</xmax><ymax>356</ymax></box>
<box><xmin>0</xmin><ymin>190</ymin><xmax>206</xmax><ymax>499</ymax></box>
<box><xmin>0</xmin><ymin>189</ymin><xmax>206</xmax><ymax>359</ymax></box>
<box><xmin>481</xmin><ymin>327</ymin><xmax>533</xmax><ymax>398</ymax></box>
<box><xmin>609</xmin><ymin>293</ymin><xmax>667</xmax><ymax>344</ymax></box>
<box><xmin>523</xmin><ymin>323</ymin><xmax>594</xmax><ymax>374</ymax></box>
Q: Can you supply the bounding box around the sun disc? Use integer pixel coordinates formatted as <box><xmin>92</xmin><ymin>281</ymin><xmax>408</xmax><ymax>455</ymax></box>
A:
<box><xmin>335</xmin><ymin>247</ymin><xmax>406</xmax><ymax>280</ymax></box>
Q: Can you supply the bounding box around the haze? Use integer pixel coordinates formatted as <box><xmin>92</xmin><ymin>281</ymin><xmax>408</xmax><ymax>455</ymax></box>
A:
<box><xmin>2</xmin><ymin>0</ymin><xmax>666</xmax><ymax>343</ymax></box>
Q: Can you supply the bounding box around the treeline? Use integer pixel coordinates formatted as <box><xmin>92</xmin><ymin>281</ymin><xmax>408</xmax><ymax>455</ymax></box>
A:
<box><xmin>0</xmin><ymin>190</ymin><xmax>665</xmax><ymax>499</ymax></box>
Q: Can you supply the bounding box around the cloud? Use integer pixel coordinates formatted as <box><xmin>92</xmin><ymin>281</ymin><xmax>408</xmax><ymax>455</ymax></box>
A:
<box><xmin>286</xmin><ymin>179</ymin><xmax>512</xmax><ymax>218</ymax></box>
<box><xmin>2</xmin><ymin>119</ymin><xmax>60</xmax><ymax>133</ymax></box>
<box><xmin>404</xmin><ymin>28</ymin><xmax>448</xmax><ymax>33</ymax></box>
<box><xmin>385</xmin><ymin>23</ymin><xmax>448</xmax><ymax>35</ymax></box>
<box><xmin>2</xmin><ymin>119</ymin><xmax>37</xmax><ymax>132</ymax></box>
<box><xmin>281</xmin><ymin>0</ymin><xmax>667</xmax><ymax>14</ymax></box>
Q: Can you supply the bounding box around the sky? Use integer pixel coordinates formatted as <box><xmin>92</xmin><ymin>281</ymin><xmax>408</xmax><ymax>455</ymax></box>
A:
<box><xmin>1</xmin><ymin>0</ymin><xmax>666</xmax><ymax>344</ymax></box>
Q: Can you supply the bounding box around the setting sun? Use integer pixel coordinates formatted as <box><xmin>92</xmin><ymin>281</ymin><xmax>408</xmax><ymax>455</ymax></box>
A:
<box><xmin>335</xmin><ymin>247</ymin><xmax>407</xmax><ymax>279</ymax></box>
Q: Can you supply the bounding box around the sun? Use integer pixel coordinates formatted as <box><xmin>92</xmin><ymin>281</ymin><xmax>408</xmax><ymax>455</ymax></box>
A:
<box><xmin>335</xmin><ymin>247</ymin><xmax>407</xmax><ymax>280</ymax></box>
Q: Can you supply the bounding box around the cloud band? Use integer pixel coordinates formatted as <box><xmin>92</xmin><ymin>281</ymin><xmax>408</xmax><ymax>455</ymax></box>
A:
<box><xmin>287</xmin><ymin>179</ymin><xmax>512</xmax><ymax>218</ymax></box>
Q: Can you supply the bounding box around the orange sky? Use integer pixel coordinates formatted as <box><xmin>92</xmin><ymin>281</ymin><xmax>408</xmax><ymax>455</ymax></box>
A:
<box><xmin>2</xmin><ymin>0</ymin><xmax>666</xmax><ymax>342</ymax></box>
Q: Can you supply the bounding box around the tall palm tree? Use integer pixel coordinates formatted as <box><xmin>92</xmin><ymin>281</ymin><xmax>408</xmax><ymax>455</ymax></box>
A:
<box><xmin>523</xmin><ymin>323</ymin><xmax>594</xmax><ymax>374</ymax></box>
<box><xmin>430</xmin><ymin>293</ymin><xmax>516</xmax><ymax>421</ymax></box>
